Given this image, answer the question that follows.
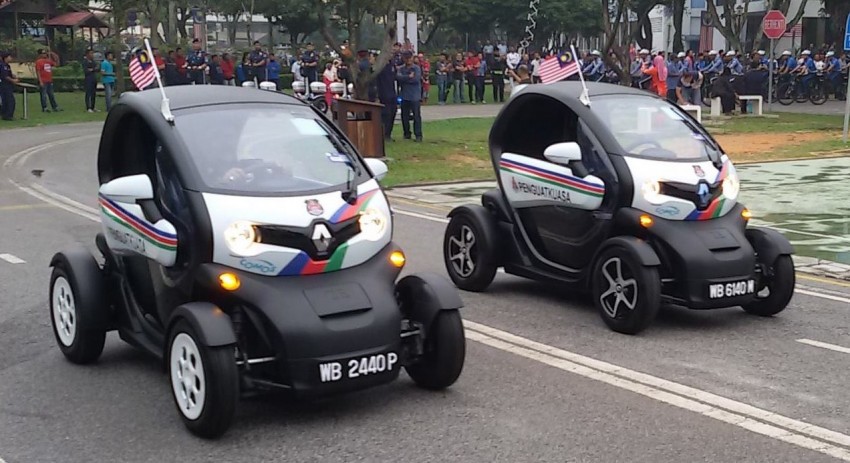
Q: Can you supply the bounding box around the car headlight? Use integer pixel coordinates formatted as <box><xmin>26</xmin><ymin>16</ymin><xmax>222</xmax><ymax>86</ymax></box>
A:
<box><xmin>722</xmin><ymin>173</ymin><xmax>740</xmax><ymax>200</ymax></box>
<box><xmin>223</xmin><ymin>221</ymin><xmax>257</xmax><ymax>254</ymax></box>
<box><xmin>359</xmin><ymin>207</ymin><xmax>387</xmax><ymax>240</ymax></box>
<box><xmin>641</xmin><ymin>180</ymin><xmax>663</xmax><ymax>204</ymax></box>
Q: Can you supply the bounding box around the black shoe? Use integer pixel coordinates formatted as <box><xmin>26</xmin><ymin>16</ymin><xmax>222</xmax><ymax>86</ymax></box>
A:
<box><xmin>403</xmin><ymin>134</ymin><xmax>412</xmax><ymax>140</ymax></box>
<box><xmin>415</xmin><ymin>137</ymin><xmax>422</xmax><ymax>142</ymax></box>
<box><xmin>2</xmin><ymin>117</ymin><xmax>13</xmax><ymax>121</ymax></box>
<box><xmin>42</xmin><ymin>108</ymin><xmax>50</xmax><ymax>113</ymax></box>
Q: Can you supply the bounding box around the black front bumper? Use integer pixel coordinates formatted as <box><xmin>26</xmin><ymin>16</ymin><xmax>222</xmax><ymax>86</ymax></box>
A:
<box><xmin>616</xmin><ymin>204</ymin><xmax>759</xmax><ymax>309</ymax></box>
<box><xmin>195</xmin><ymin>243</ymin><xmax>409</xmax><ymax>398</ymax></box>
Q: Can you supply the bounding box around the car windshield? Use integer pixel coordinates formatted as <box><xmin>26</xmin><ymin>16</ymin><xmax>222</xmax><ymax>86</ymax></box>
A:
<box><xmin>592</xmin><ymin>95</ymin><xmax>721</xmax><ymax>162</ymax></box>
<box><xmin>174</xmin><ymin>104</ymin><xmax>360</xmax><ymax>194</ymax></box>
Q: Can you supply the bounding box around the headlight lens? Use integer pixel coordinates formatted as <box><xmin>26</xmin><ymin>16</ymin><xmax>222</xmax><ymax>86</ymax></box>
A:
<box><xmin>722</xmin><ymin>173</ymin><xmax>740</xmax><ymax>200</ymax></box>
<box><xmin>359</xmin><ymin>207</ymin><xmax>387</xmax><ymax>240</ymax></box>
<box><xmin>641</xmin><ymin>180</ymin><xmax>662</xmax><ymax>204</ymax></box>
<box><xmin>223</xmin><ymin>221</ymin><xmax>257</xmax><ymax>254</ymax></box>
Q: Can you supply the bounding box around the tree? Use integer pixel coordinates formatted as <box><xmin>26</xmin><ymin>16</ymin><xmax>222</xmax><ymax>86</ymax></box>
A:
<box><xmin>600</xmin><ymin>0</ymin><xmax>633</xmax><ymax>85</ymax></box>
<box><xmin>669</xmin><ymin>0</ymin><xmax>685</xmax><ymax>53</ymax></box>
<box><xmin>821</xmin><ymin>0</ymin><xmax>849</xmax><ymax>48</ymax></box>
<box><xmin>752</xmin><ymin>0</ymin><xmax>809</xmax><ymax>51</ymax></box>
<box><xmin>259</xmin><ymin>0</ymin><xmax>320</xmax><ymax>45</ymax></box>
<box><xmin>316</xmin><ymin>0</ymin><xmax>402</xmax><ymax>100</ymax></box>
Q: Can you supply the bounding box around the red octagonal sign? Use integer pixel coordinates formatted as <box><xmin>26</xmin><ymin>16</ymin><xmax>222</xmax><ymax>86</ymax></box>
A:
<box><xmin>763</xmin><ymin>10</ymin><xmax>787</xmax><ymax>40</ymax></box>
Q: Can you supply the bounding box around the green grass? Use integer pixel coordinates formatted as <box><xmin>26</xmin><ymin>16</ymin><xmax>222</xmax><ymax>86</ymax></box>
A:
<box><xmin>383</xmin><ymin>117</ymin><xmax>493</xmax><ymax>187</ymax></box>
<box><xmin>0</xmin><ymin>91</ymin><xmax>106</xmax><ymax>128</ymax></box>
<box><xmin>710</xmin><ymin>112</ymin><xmax>845</xmax><ymax>134</ymax></box>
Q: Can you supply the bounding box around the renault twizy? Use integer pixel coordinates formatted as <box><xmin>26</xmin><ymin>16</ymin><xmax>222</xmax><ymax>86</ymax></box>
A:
<box><xmin>443</xmin><ymin>82</ymin><xmax>794</xmax><ymax>335</ymax></box>
<box><xmin>48</xmin><ymin>86</ymin><xmax>466</xmax><ymax>438</ymax></box>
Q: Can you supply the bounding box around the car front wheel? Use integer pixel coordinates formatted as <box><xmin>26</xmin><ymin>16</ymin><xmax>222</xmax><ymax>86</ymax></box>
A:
<box><xmin>592</xmin><ymin>247</ymin><xmax>661</xmax><ymax>335</ymax></box>
<box><xmin>742</xmin><ymin>255</ymin><xmax>795</xmax><ymax>317</ymax></box>
<box><xmin>406</xmin><ymin>310</ymin><xmax>465</xmax><ymax>390</ymax></box>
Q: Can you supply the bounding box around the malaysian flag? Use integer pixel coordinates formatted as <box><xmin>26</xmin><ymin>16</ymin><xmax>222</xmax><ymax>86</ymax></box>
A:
<box><xmin>539</xmin><ymin>51</ymin><xmax>579</xmax><ymax>84</ymax></box>
<box><xmin>129</xmin><ymin>49</ymin><xmax>156</xmax><ymax>90</ymax></box>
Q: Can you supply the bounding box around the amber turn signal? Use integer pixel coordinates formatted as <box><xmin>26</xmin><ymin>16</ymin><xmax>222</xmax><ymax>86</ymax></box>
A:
<box><xmin>219</xmin><ymin>272</ymin><xmax>241</xmax><ymax>291</ymax></box>
<box><xmin>741</xmin><ymin>208</ymin><xmax>752</xmax><ymax>220</ymax></box>
<box><xmin>639</xmin><ymin>214</ymin><xmax>654</xmax><ymax>228</ymax></box>
<box><xmin>390</xmin><ymin>250</ymin><xmax>406</xmax><ymax>268</ymax></box>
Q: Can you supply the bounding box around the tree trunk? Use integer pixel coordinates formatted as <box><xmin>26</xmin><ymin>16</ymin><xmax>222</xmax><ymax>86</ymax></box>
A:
<box><xmin>672</xmin><ymin>0</ymin><xmax>685</xmax><ymax>53</ymax></box>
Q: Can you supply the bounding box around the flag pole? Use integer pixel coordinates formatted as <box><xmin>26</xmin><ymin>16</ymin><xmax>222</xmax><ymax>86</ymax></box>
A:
<box><xmin>570</xmin><ymin>44</ymin><xmax>590</xmax><ymax>107</ymax></box>
<box><xmin>143</xmin><ymin>38</ymin><xmax>174</xmax><ymax>123</ymax></box>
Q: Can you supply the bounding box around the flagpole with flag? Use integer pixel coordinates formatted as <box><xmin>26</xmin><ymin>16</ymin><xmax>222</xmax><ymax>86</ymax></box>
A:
<box><xmin>143</xmin><ymin>38</ymin><xmax>174</xmax><ymax>123</ymax></box>
<box><xmin>570</xmin><ymin>44</ymin><xmax>590</xmax><ymax>106</ymax></box>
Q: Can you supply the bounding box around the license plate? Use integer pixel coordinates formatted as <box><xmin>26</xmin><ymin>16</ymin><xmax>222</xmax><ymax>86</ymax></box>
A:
<box><xmin>318</xmin><ymin>352</ymin><xmax>398</xmax><ymax>383</ymax></box>
<box><xmin>708</xmin><ymin>280</ymin><xmax>755</xmax><ymax>299</ymax></box>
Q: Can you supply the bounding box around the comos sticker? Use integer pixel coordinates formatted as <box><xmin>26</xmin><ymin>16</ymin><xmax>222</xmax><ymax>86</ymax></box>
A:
<box><xmin>326</xmin><ymin>152</ymin><xmax>350</xmax><ymax>164</ymax></box>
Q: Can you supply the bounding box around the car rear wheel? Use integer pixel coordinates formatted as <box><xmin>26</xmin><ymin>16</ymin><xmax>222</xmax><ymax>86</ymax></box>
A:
<box><xmin>742</xmin><ymin>255</ymin><xmax>795</xmax><ymax>317</ymax></box>
<box><xmin>443</xmin><ymin>213</ymin><xmax>497</xmax><ymax>292</ymax></box>
<box><xmin>406</xmin><ymin>310</ymin><xmax>465</xmax><ymax>390</ymax></box>
<box><xmin>168</xmin><ymin>320</ymin><xmax>239</xmax><ymax>439</ymax></box>
<box><xmin>49</xmin><ymin>255</ymin><xmax>107</xmax><ymax>364</ymax></box>
<box><xmin>592</xmin><ymin>247</ymin><xmax>661</xmax><ymax>335</ymax></box>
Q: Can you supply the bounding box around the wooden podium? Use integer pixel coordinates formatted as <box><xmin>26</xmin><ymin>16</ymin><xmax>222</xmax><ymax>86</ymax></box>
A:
<box><xmin>332</xmin><ymin>98</ymin><xmax>385</xmax><ymax>158</ymax></box>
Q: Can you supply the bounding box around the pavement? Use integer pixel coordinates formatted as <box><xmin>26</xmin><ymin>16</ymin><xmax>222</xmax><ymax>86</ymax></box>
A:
<box><xmin>2</xmin><ymin>112</ymin><xmax>850</xmax><ymax>462</ymax></box>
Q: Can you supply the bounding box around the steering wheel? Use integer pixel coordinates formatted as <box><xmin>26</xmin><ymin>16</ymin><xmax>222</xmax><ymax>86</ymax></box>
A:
<box><xmin>223</xmin><ymin>160</ymin><xmax>290</xmax><ymax>184</ymax></box>
<box><xmin>624</xmin><ymin>140</ymin><xmax>662</xmax><ymax>153</ymax></box>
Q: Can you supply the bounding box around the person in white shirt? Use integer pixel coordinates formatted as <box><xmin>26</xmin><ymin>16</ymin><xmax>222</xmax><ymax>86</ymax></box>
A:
<box><xmin>506</xmin><ymin>46</ymin><xmax>521</xmax><ymax>91</ymax></box>
<box><xmin>530</xmin><ymin>52</ymin><xmax>541</xmax><ymax>83</ymax></box>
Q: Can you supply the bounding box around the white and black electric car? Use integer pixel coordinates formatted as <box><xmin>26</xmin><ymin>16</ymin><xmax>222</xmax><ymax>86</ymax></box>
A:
<box><xmin>48</xmin><ymin>86</ymin><xmax>466</xmax><ymax>438</ymax></box>
<box><xmin>443</xmin><ymin>82</ymin><xmax>795</xmax><ymax>335</ymax></box>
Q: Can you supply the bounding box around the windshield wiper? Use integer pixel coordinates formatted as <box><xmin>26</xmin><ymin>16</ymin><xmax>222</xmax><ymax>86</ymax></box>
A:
<box><xmin>342</xmin><ymin>164</ymin><xmax>358</xmax><ymax>205</ymax></box>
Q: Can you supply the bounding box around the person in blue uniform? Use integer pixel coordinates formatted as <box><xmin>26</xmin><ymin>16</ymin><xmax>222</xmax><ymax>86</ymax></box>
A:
<box><xmin>266</xmin><ymin>53</ymin><xmax>281</xmax><ymax>89</ymax></box>
<box><xmin>1</xmin><ymin>52</ymin><xmax>19</xmax><ymax>121</ymax></box>
<box><xmin>248</xmin><ymin>41</ymin><xmax>267</xmax><ymax>83</ymax></box>
<box><xmin>826</xmin><ymin>51</ymin><xmax>843</xmax><ymax>99</ymax></box>
<box><xmin>396</xmin><ymin>51</ymin><xmax>423</xmax><ymax>142</ymax></box>
<box><xmin>186</xmin><ymin>39</ymin><xmax>208</xmax><ymax>85</ymax></box>
<box><xmin>377</xmin><ymin>60</ymin><xmax>398</xmax><ymax>141</ymax></box>
<box><xmin>300</xmin><ymin>43</ymin><xmax>319</xmax><ymax>84</ymax></box>
<box><xmin>666</xmin><ymin>52</ymin><xmax>684</xmax><ymax>102</ymax></box>
<box><xmin>208</xmin><ymin>54</ymin><xmax>225</xmax><ymax>84</ymax></box>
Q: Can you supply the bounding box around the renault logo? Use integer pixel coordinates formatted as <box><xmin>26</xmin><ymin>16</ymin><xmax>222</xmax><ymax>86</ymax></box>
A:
<box><xmin>312</xmin><ymin>223</ymin><xmax>332</xmax><ymax>252</ymax></box>
<box><xmin>697</xmin><ymin>182</ymin><xmax>711</xmax><ymax>207</ymax></box>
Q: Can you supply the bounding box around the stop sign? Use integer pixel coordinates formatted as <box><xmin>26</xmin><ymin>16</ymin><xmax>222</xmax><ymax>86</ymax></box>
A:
<box><xmin>763</xmin><ymin>10</ymin><xmax>786</xmax><ymax>40</ymax></box>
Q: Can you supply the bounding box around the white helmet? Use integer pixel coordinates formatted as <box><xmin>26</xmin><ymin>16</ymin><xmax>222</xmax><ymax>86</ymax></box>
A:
<box><xmin>781</xmin><ymin>50</ymin><xmax>792</xmax><ymax>56</ymax></box>
<box><xmin>677</xmin><ymin>52</ymin><xmax>686</xmax><ymax>58</ymax></box>
<box><xmin>709</xmin><ymin>50</ymin><xmax>718</xmax><ymax>55</ymax></box>
<box><xmin>639</xmin><ymin>49</ymin><xmax>649</xmax><ymax>55</ymax></box>
<box><xmin>591</xmin><ymin>50</ymin><xmax>601</xmax><ymax>56</ymax></box>
<box><xmin>757</xmin><ymin>50</ymin><xmax>766</xmax><ymax>55</ymax></box>
<box><xmin>802</xmin><ymin>50</ymin><xmax>811</xmax><ymax>55</ymax></box>
<box><xmin>826</xmin><ymin>51</ymin><xmax>835</xmax><ymax>57</ymax></box>
<box><xmin>725</xmin><ymin>50</ymin><xmax>736</xmax><ymax>57</ymax></box>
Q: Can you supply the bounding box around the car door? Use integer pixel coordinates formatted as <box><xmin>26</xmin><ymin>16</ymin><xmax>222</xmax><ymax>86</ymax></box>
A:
<box><xmin>499</xmin><ymin>121</ymin><xmax>613</xmax><ymax>271</ymax></box>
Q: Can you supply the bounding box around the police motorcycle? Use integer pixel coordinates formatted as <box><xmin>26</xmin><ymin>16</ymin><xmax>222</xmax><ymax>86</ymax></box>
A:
<box><xmin>292</xmin><ymin>78</ymin><xmax>329</xmax><ymax>113</ymax></box>
<box><xmin>48</xmin><ymin>85</ymin><xmax>466</xmax><ymax>438</ymax></box>
<box><xmin>442</xmin><ymin>82</ymin><xmax>795</xmax><ymax>335</ymax></box>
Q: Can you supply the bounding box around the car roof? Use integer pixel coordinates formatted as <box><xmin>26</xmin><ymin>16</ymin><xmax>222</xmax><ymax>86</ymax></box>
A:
<box><xmin>515</xmin><ymin>81</ymin><xmax>652</xmax><ymax>100</ymax></box>
<box><xmin>122</xmin><ymin>85</ymin><xmax>303</xmax><ymax>111</ymax></box>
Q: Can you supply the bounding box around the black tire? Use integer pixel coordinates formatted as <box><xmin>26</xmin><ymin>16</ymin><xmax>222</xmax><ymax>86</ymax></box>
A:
<box><xmin>313</xmin><ymin>99</ymin><xmax>328</xmax><ymax>113</ymax></box>
<box><xmin>443</xmin><ymin>213</ymin><xmax>498</xmax><ymax>292</ymax></box>
<box><xmin>776</xmin><ymin>83</ymin><xmax>795</xmax><ymax>106</ymax></box>
<box><xmin>742</xmin><ymin>255</ymin><xmax>795</xmax><ymax>317</ymax></box>
<box><xmin>406</xmin><ymin>310</ymin><xmax>465</xmax><ymax>390</ymax></box>
<box><xmin>49</xmin><ymin>257</ymin><xmax>107</xmax><ymax>364</ymax></box>
<box><xmin>167</xmin><ymin>319</ymin><xmax>239</xmax><ymax>439</ymax></box>
<box><xmin>591</xmin><ymin>246</ymin><xmax>661</xmax><ymax>335</ymax></box>
<box><xmin>809</xmin><ymin>82</ymin><xmax>827</xmax><ymax>105</ymax></box>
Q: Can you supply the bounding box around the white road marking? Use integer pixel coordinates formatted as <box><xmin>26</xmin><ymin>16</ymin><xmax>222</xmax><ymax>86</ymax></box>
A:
<box><xmin>2</xmin><ymin>134</ymin><xmax>99</xmax><ymax>169</ymax></box>
<box><xmin>464</xmin><ymin>321</ymin><xmax>850</xmax><ymax>460</ymax></box>
<box><xmin>392</xmin><ymin>208</ymin><xmax>449</xmax><ymax>223</ymax></box>
<box><xmin>796</xmin><ymin>339</ymin><xmax>850</xmax><ymax>355</ymax></box>
<box><xmin>795</xmin><ymin>288</ymin><xmax>850</xmax><ymax>305</ymax></box>
<box><xmin>0</xmin><ymin>253</ymin><xmax>25</xmax><ymax>264</ymax></box>
<box><xmin>8</xmin><ymin>180</ymin><xmax>99</xmax><ymax>222</ymax></box>
<box><xmin>29</xmin><ymin>183</ymin><xmax>98</xmax><ymax>214</ymax></box>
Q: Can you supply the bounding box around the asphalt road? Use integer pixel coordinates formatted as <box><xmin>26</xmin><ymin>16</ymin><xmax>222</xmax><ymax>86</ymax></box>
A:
<box><xmin>2</xmin><ymin>125</ymin><xmax>850</xmax><ymax>462</ymax></box>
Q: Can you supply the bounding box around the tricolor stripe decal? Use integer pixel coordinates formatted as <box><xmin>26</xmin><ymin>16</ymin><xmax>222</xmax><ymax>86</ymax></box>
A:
<box><xmin>685</xmin><ymin>197</ymin><xmax>726</xmax><ymax>221</ymax></box>
<box><xmin>499</xmin><ymin>158</ymin><xmax>605</xmax><ymax>197</ymax></box>
<box><xmin>98</xmin><ymin>195</ymin><xmax>177</xmax><ymax>250</ymax></box>
<box><xmin>329</xmin><ymin>189</ymin><xmax>379</xmax><ymax>223</ymax></box>
<box><xmin>278</xmin><ymin>242</ymin><xmax>350</xmax><ymax>276</ymax></box>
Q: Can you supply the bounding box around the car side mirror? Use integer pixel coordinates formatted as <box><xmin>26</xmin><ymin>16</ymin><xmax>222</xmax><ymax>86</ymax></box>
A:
<box><xmin>365</xmin><ymin>158</ymin><xmax>388</xmax><ymax>181</ymax></box>
<box><xmin>99</xmin><ymin>174</ymin><xmax>154</xmax><ymax>203</ymax></box>
<box><xmin>543</xmin><ymin>142</ymin><xmax>583</xmax><ymax>165</ymax></box>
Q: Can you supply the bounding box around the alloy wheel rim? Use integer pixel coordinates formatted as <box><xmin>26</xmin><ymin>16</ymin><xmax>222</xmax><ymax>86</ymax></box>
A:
<box><xmin>599</xmin><ymin>257</ymin><xmax>639</xmax><ymax>319</ymax></box>
<box><xmin>448</xmin><ymin>225</ymin><xmax>477</xmax><ymax>278</ymax></box>
<box><xmin>52</xmin><ymin>276</ymin><xmax>77</xmax><ymax>347</ymax></box>
<box><xmin>170</xmin><ymin>333</ymin><xmax>206</xmax><ymax>421</ymax></box>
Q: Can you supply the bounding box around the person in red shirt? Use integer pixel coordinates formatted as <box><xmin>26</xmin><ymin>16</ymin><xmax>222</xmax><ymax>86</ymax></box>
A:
<box><xmin>35</xmin><ymin>49</ymin><xmax>61</xmax><ymax>112</ymax></box>
<box><xmin>221</xmin><ymin>53</ymin><xmax>235</xmax><ymax>85</ymax></box>
<box><xmin>464</xmin><ymin>51</ymin><xmax>480</xmax><ymax>104</ymax></box>
<box><xmin>417</xmin><ymin>53</ymin><xmax>431</xmax><ymax>103</ymax></box>
<box><xmin>175</xmin><ymin>47</ymin><xmax>187</xmax><ymax>79</ymax></box>
<box><xmin>153</xmin><ymin>48</ymin><xmax>165</xmax><ymax>73</ymax></box>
